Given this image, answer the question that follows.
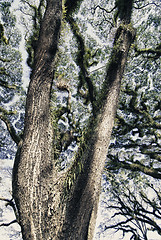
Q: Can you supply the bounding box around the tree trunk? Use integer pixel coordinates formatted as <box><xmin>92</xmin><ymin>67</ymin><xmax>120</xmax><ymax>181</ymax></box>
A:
<box><xmin>12</xmin><ymin>1</ymin><xmax>63</xmax><ymax>239</ymax></box>
<box><xmin>58</xmin><ymin>19</ymin><xmax>136</xmax><ymax>240</ymax></box>
<box><xmin>12</xmin><ymin>0</ymin><xmax>135</xmax><ymax>240</ymax></box>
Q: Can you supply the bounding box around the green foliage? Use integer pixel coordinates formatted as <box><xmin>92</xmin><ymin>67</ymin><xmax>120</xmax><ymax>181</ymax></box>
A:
<box><xmin>0</xmin><ymin>0</ymin><xmax>161</xmax><ymax>238</ymax></box>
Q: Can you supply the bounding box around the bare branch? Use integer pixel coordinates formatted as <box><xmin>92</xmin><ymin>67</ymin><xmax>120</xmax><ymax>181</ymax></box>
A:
<box><xmin>92</xmin><ymin>5</ymin><xmax>116</xmax><ymax>15</ymax></box>
<box><xmin>0</xmin><ymin>197</ymin><xmax>19</xmax><ymax>223</ymax></box>
<box><xmin>0</xmin><ymin>219</ymin><xmax>17</xmax><ymax>227</ymax></box>
<box><xmin>105</xmin><ymin>217</ymin><xmax>134</xmax><ymax>230</ymax></box>
<box><xmin>134</xmin><ymin>1</ymin><xmax>161</xmax><ymax>9</ymax></box>
<box><xmin>90</xmin><ymin>65</ymin><xmax>106</xmax><ymax>73</ymax></box>
<box><xmin>91</xmin><ymin>5</ymin><xmax>115</xmax><ymax>28</ymax></box>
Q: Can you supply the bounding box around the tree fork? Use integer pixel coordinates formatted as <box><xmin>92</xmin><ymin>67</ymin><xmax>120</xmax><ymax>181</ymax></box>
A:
<box><xmin>12</xmin><ymin>0</ymin><xmax>136</xmax><ymax>240</ymax></box>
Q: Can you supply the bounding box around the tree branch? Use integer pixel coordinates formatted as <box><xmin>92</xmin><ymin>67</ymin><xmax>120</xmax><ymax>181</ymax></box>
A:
<box><xmin>135</xmin><ymin>44</ymin><xmax>161</xmax><ymax>59</ymax></box>
<box><xmin>0</xmin><ymin>219</ymin><xmax>17</xmax><ymax>227</ymax></box>
<box><xmin>92</xmin><ymin>5</ymin><xmax>116</xmax><ymax>14</ymax></box>
<box><xmin>22</xmin><ymin>0</ymin><xmax>46</xmax><ymax>68</ymax></box>
<box><xmin>105</xmin><ymin>217</ymin><xmax>134</xmax><ymax>230</ymax></box>
<box><xmin>0</xmin><ymin>57</ymin><xmax>11</xmax><ymax>62</ymax></box>
<box><xmin>66</xmin><ymin>15</ymin><xmax>97</xmax><ymax>114</ymax></box>
<box><xmin>0</xmin><ymin>108</ymin><xmax>21</xmax><ymax>145</ymax></box>
<box><xmin>65</xmin><ymin>0</ymin><xmax>84</xmax><ymax>16</ymax></box>
<box><xmin>134</xmin><ymin>1</ymin><xmax>161</xmax><ymax>9</ymax></box>
<box><xmin>108</xmin><ymin>159</ymin><xmax>161</xmax><ymax>179</ymax></box>
<box><xmin>0</xmin><ymin>197</ymin><xmax>19</xmax><ymax>223</ymax></box>
<box><xmin>0</xmin><ymin>79</ymin><xmax>17</xmax><ymax>89</ymax></box>
<box><xmin>0</xmin><ymin>22</ymin><xmax>8</xmax><ymax>44</ymax></box>
<box><xmin>105</xmin><ymin>185</ymin><xmax>161</xmax><ymax>238</ymax></box>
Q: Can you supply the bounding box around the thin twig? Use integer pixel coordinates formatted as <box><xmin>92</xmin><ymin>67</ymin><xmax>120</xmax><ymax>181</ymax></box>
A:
<box><xmin>0</xmin><ymin>220</ymin><xmax>17</xmax><ymax>227</ymax></box>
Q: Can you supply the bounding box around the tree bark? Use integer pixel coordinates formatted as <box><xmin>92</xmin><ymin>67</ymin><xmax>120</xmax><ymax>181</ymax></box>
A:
<box><xmin>57</xmin><ymin>1</ymin><xmax>136</xmax><ymax>239</ymax></box>
<box><xmin>58</xmin><ymin>21</ymin><xmax>136</xmax><ymax>240</ymax></box>
<box><xmin>12</xmin><ymin>1</ymin><xmax>62</xmax><ymax>239</ymax></box>
<box><xmin>12</xmin><ymin>0</ymin><xmax>135</xmax><ymax>240</ymax></box>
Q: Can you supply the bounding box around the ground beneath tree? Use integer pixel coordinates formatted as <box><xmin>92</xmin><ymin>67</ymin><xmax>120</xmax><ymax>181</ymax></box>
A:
<box><xmin>0</xmin><ymin>158</ymin><xmax>22</xmax><ymax>240</ymax></box>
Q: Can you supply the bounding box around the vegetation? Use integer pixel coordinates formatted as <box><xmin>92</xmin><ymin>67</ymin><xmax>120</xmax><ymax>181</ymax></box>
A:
<box><xmin>0</xmin><ymin>0</ymin><xmax>23</xmax><ymax>158</ymax></box>
<box><xmin>0</xmin><ymin>0</ymin><xmax>160</xmax><ymax>239</ymax></box>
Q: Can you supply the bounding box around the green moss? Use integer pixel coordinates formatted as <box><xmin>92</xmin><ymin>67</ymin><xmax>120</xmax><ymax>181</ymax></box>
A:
<box><xmin>25</xmin><ymin>1</ymin><xmax>46</xmax><ymax>68</ymax></box>
<box><xmin>26</xmin><ymin>30</ymin><xmax>39</xmax><ymax>68</ymax></box>
<box><xmin>62</xmin><ymin>0</ymin><xmax>67</xmax><ymax>20</ymax></box>
<box><xmin>0</xmin><ymin>23</ymin><xmax>8</xmax><ymax>44</ymax></box>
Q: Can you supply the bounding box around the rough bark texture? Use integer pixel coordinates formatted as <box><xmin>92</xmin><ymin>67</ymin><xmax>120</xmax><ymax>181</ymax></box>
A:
<box><xmin>58</xmin><ymin>21</ymin><xmax>136</xmax><ymax>240</ymax></box>
<box><xmin>12</xmin><ymin>0</ymin><xmax>135</xmax><ymax>240</ymax></box>
<box><xmin>12</xmin><ymin>1</ymin><xmax>62</xmax><ymax>239</ymax></box>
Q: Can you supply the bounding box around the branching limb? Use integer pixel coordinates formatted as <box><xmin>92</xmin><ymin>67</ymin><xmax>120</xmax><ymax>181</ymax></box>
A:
<box><xmin>134</xmin><ymin>1</ymin><xmax>161</xmax><ymax>9</ymax></box>
<box><xmin>21</xmin><ymin>0</ymin><xmax>46</xmax><ymax>68</ymax></box>
<box><xmin>0</xmin><ymin>57</ymin><xmax>11</xmax><ymax>62</ymax></box>
<box><xmin>0</xmin><ymin>108</ymin><xmax>21</xmax><ymax>145</ymax></box>
<box><xmin>135</xmin><ymin>44</ymin><xmax>161</xmax><ymax>59</ymax></box>
<box><xmin>105</xmin><ymin>218</ymin><xmax>134</xmax><ymax>230</ymax></box>
<box><xmin>92</xmin><ymin>5</ymin><xmax>116</xmax><ymax>14</ymax></box>
<box><xmin>0</xmin><ymin>79</ymin><xmax>17</xmax><ymax>89</ymax></box>
<box><xmin>65</xmin><ymin>0</ymin><xmax>84</xmax><ymax>16</ymax></box>
<box><xmin>21</xmin><ymin>0</ymin><xmax>45</xmax><ymax>27</ymax></box>
<box><xmin>56</xmin><ymin>77</ymin><xmax>78</xmax><ymax>151</ymax></box>
<box><xmin>108</xmin><ymin>158</ymin><xmax>161</xmax><ymax>179</ymax></box>
<box><xmin>0</xmin><ymin>22</ymin><xmax>8</xmax><ymax>44</ymax></box>
<box><xmin>66</xmin><ymin>15</ymin><xmax>97</xmax><ymax>114</ymax></box>
<box><xmin>0</xmin><ymin>197</ymin><xmax>19</xmax><ymax>223</ymax></box>
<box><xmin>0</xmin><ymin>219</ymin><xmax>17</xmax><ymax>227</ymax></box>
<box><xmin>104</xmin><ymin>181</ymin><xmax>161</xmax><ymax>238</ymax></box>
<box><xmin>91</xmin><ymin>5</ymin><xmax>116</xmax><ymax>27</ymax></box>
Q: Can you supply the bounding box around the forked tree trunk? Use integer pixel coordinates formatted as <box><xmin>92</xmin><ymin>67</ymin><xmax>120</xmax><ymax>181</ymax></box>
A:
<box><xmin>12</xmin><ymin>0</ymin><xmax>135</xmax><ymax>239</ymax></box>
